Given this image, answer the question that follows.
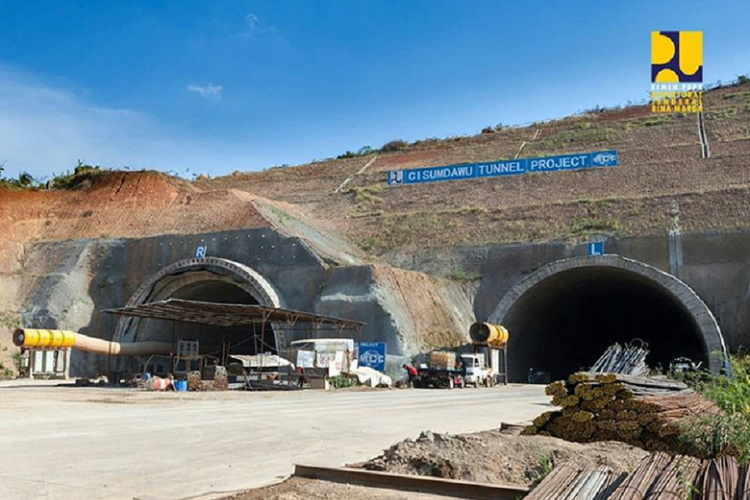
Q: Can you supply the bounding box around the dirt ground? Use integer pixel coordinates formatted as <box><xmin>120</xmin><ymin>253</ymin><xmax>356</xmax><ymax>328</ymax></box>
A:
<box><xmin>0</xmin><ymin>383</ymin><xmax>547</xmax><ymax>500</ymax></box>
<box><xmin>355</xmin><ymin>427</ymin><xmax>647</xmax><ymax>488</ymax></box>
<box><xmin>223</xmin><ymin>477</ymin><xmax>460</xmax><ymax>500</ymax></box>
<box><xmin>221</xmin><ymin>426</ymin><xmax>648</xmax><ymax>499</ymax></box>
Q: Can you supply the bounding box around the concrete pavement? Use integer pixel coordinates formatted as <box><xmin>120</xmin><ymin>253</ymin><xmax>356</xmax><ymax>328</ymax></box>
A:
<box><xmin>0</xmin><ymin>384</ymin><xmax>547</xmax><ymax>500</ymax></box>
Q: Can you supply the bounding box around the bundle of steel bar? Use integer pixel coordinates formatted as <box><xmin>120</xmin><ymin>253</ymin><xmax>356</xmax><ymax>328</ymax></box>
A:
<box><xmin>608</xmin><ymin>452</ymin><xmax>672</xmax><ymax>500</ymax></box>
<box><xmin>589</xmin><ymin>341</ymin><xmax>650</xmax><ymax>377</ymax></box>
<box><xmin>524</xmin><ymin>464</ymin><xmax>583</xmax><ymax>500</ymax></box>
<box><xmin>738</xmin><ymin>464</ymin><xmax>750</xmax><ymax>500</ymax></box>
<box><xmin>701</xmin><ymin>456</ymin><xmax>739</xmax><ymax>500</ymax></box>
<box><xmin>643</xmin><ymin>454</ymin><xmax>702</xmax><ymax>499</ymax></box>
<box><xmin>523</xmin><ymin>372</ymin><xmax>721</xmax><ymax>452</ymax></box>
<box><xmin>528</xmin><ymin>454</ymin><xmax>749</xmax><ymax>499</ymax></box>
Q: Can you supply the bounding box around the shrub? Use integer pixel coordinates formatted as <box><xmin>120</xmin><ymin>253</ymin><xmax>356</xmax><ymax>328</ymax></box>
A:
<box><xmin>336</xmin><ymin>146</ymin><xmax>374</xmax><ymax>159</ymax></box>
<box><xmin>0</xmin><ymin>164</ymin><xmax>39</xmax><ymax>190</ymax></box>
<box><xmin>347</xmin><ymin>185</ymin><xmax>383</xmax><ymax>205</ymax></box>
<box><xmin>359</xmin><ymin>235</ymin><xmax>377</xmax><ymax>252</ymax></box>
<box><xmin>50</xmin><ymin>161</ymin><xmax>104</xmax><ymax>189</ymax></box>
<box><xmin>15</xmin><ymin>172</ymin><xmax>34</xmax><ymax>188</ymax></box>
<box><xmin>481</xmin><ymin>126</ymin><xmax>494</xmax><ymax>134</ymax></box>
<box><xmin>695</xmin><ymin>354</ymin><xmax>750</xmax><ymax>415</ymax></box>
<box><xmin>527</xmin><ymin>452</ymin><xmax>553</xmax><ymax>485</ymax></box>
<box><xmin>678</xmin><ymin>413</ymin><xmax>750</xmax><ymax>463</ymax></box>
<box><xmin>328</xmin><ymin>375</ymin><xmax>357</xmax><ymax>388</ymax></box>
<box><xmin>738</xmin><ymin>75</ymin><xmax>750</xmax><ymax>85</ymax></box>
<box><xmin>448</xmin><ymin>269</ymin><xmax>481</xmax><ymax>282</ymax></box>
<box><xmin>11</xmin><ymin>351</ymin><xmax>21</xmax><ymax>372</ymax></box>
<box><xmin>381</xmin><ymin>139</ymin><xmax>407</xmax><ymax>152</ymax></box>
<box><xmin>569</xmin><ymin>216</ymin><xmax>621</xmax><ymax>237</ymax></box>
<box><xmin>677</xmin><ymin>354</ymin><xmax>750</xmax><ymax>462</ymax></box>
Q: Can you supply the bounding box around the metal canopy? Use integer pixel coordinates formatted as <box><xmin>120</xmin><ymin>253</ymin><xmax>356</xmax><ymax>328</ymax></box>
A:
<box><xmin>104</xmin><ymin>299</ymin><xmax>365</xmax><ymax>330</ymax></box>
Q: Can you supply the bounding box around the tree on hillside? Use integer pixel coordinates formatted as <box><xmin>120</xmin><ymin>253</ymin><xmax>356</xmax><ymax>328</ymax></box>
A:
<box><xmin>16</xmin><ymin>172</ymin><xmax>34</xmax><ymax>188</ymax></box>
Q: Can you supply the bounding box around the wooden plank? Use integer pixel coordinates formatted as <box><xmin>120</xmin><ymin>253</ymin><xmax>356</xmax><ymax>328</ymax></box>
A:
<box><xmin>294</xmin><ymin>464</ymin><xmax>529</xmax><ymax>500</ymax></box>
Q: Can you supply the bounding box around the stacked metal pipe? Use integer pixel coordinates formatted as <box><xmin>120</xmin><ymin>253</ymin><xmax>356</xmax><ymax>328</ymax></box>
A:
<box><xmin>589</xmin><ymin>341</ymin><xmax>650</xmax><ymax>377</ymax></box>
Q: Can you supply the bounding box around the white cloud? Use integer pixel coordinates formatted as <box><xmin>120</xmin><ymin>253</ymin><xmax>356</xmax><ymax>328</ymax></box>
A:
<box><xmin>236</xmin><ymin>13</ymin><xmax>282</xmax><ymax>41</ymax></box>
<box><xmin>187</xmin><ymin>83</ymin><xmax>223</xmax><ymax>100</ymax></box>
<box><xmin>0</xmin><ymin>67</ymin><xmax>259</xmax><ymax>179</ymax></box>
<box><xmin>244</xmin><ymin>13</ymin><xmax>259</xmax><ymax>31</ymax></box>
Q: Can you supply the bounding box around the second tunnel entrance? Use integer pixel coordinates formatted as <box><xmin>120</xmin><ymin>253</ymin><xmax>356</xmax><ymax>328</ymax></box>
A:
<box><xmin>489</xmin><ymin>256</ymin><xmax>726</xmax><ymax>382</ymax></box>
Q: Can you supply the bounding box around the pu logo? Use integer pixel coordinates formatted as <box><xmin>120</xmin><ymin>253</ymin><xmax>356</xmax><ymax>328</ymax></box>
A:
<box><xmin>388</xmin><ymin>170</ymin><xmax>403</xmax><ymax>185</ymax></box>
<box><xmin>651</xmin><ymin>31</ymin><xmax>702</xmax><ymax>83</ymax></box>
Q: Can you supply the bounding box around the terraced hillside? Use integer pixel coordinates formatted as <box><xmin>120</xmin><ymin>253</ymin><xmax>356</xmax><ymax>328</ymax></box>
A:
<box><xmin>199</xmin><ymin>83</ymin><xmax>750</xmax><ymax>257</ymax></box>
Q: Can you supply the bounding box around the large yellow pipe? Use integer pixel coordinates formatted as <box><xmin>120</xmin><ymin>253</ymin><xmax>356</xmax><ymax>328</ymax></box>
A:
<box><xmin>469</xmin><ymin>322</ymin><xmax>509</xmax><ymax>346</ymax></box>
<box><xmin>13</xmin><ymin>329</ymin><xmax>172</xmax><ymax>356</ymax></box>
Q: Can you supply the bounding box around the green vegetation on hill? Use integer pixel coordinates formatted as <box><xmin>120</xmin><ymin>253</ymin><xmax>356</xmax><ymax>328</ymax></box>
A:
<box><xmin>0</xmin><ymin>160</ymin><xmax>106</xmax><ymax>191</ymax></box>
<box><xmin>48</xmin><ymin>162</ymin><xmax>106</xmax><ymax>189</ymax></box>
<box><xmin>0</xmin><ymin>164</ymin><xmax>36</xmax><ymax>190</ymax></box>
<box><xmin>677</xmin><ymin>355</ymin><xmax>750</xmax><ymax>463</ymax></box>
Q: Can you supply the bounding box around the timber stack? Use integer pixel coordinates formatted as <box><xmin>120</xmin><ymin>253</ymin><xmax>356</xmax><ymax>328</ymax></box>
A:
<box><xmin>522</xmin><ymin>372</ymin><xmax>721</xmax><ymax>453</ymax></box>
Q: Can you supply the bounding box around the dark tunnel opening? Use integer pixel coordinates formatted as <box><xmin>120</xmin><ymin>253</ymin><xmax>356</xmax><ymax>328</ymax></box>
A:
<box><xmin>503</xmin><ymin>266</ymin><xmax>708</xmax><ymax>382</ymax></box>
<box><xmin>153</xmin><ymin>280</ymin><xmax>276</xmax><ymax>358</ymax></box>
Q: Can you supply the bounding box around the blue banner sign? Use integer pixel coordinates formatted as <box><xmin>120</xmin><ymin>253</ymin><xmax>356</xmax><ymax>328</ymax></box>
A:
<box><xmin>588</xmin><ymin>242</ymin><xmax>604</xmax><ymax>256</ymax></box>
<box><xmin>357</xmin><ymin>342</ymin><xmax>386</xmax><ymax>372</ymax></box>
<box><xmin>387</xmin><ymin>150</ymin><xmax>618</xmax><ymax>186</ymax></box>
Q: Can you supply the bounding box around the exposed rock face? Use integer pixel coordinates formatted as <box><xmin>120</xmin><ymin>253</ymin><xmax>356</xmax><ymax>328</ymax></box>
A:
<box><xmin>8</xmin><ymin>225</ymin><xmax>471</xmax><ymax>377</ymax></box>
<box><xmin>314</xmin><ymin>265</ymin><xmax>472</xmax><ymax>373</ymax></box>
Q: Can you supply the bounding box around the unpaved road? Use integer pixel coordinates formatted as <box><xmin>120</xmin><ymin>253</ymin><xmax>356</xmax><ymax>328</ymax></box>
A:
<box><xmin>0</xmin><ymin>383</ymin><xmax>547</xmax><ymax>500</ymax></box>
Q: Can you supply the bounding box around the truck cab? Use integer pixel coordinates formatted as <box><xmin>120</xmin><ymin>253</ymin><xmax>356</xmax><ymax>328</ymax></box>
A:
<box><xmin>461</xmin><ymin>353</ymin><xmax>494</xmax><ymax>387</ymax></box>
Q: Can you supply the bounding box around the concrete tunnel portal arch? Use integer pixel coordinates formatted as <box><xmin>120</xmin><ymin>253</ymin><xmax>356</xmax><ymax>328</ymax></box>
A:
<box><xmin>114</xmin><ymin>257</ymin><xmax>282</xmax><ymax>356</ymax></box>
<box><xmin>489</xmin><ymin>255</ymin><xmax>727</xmax><ymax>382</ymax></box>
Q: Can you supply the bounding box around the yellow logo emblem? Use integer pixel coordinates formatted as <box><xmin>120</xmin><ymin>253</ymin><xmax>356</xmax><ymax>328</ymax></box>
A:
<box><xmin>650</xmin><ymin>31</ymin><xmax>703</xmax><ymax>113</ymax></box>
<box><xmin>651</xmin><ymin>31</ymin><xmax>702</xmax><ymax>83</ymax></box>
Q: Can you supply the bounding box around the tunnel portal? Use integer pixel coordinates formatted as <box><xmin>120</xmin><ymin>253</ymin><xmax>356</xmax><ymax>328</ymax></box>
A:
<box><xmin>114</xmin><ymin>257</ymin><xmax>281</xmax><ymax>358</ymax></box>
<box><xmin>490</xmin><ymin>256</ymin><xmax>726</xmax><ymax>382</ymax></box>
<box><xmin>165</xmin><ymin>280</ymin><xmax>276</xmax><ymax>357</ymax></box>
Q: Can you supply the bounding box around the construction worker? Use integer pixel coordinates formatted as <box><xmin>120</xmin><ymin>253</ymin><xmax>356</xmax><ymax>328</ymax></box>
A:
<box><xmin>402</xmin><ymin>363</ymin><xmax>418</xmax><ymax>387</ymax></box>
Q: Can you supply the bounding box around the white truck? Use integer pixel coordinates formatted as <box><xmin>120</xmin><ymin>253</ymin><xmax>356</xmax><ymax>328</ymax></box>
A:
<box><xmin>460</xmin><ymin>353</ymin><xmax>495</xmax><ymax>387</ymax></box>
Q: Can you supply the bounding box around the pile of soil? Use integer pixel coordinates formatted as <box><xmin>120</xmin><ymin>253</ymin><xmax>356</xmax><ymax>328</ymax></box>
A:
<box><xmin>223</xmin><ymin>477</ymin><xmax>452</xmax><ymax>500</ymax></box>
<box><xmin>356</xmin><ymin>428</ymin><xmax>648</xmax><ymax>487</ymax></box>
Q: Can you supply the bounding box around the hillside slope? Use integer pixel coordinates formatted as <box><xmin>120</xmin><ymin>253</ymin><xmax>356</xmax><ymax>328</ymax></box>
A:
<box><xmin>199</xmin><ymin>83</ymin><xmax>750</xmax><ymax>255</ymax></box>
<box><xmin>2</xmin><ymin>83</ymin><xmax>748</xmax><ymax>254</ymax></box>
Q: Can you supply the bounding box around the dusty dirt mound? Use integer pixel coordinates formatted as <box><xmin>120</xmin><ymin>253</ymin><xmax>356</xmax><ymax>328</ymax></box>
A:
<box><xmin>223</xmin><ymin>477</ymin><xmax>451</xmax><ymax>500</ymax></box>
<box><xmin>357</xmin><ymin>428</ymin><xmax>647</xmax><ymax>487</ymax></box>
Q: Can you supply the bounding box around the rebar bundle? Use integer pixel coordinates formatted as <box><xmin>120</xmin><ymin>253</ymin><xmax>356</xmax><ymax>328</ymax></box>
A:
<box><xmin>523</xmin><ymin>373</ymin><xmax>721</xmax><ymax>452</ymax></box>
<box><xmin>524</xmin><ymin>464</ymin><xmax>584</xmax><ymax>500</ymax></box>
<box><xmin>608</xmin><ymin>452</ymin><xmax>672</xmax><ymax>500</ymax></box>
<box><xmin>643</xmin><ymin>455</ymin><xmax>702</xmax><ymax>499</ymax></box>
<box><xmin>701</xmin><ymin>456</ymin><xmax>739</xmax><ymax>500</ymax></box>
<box><xmin>589</xmin><ymin>341</ymin><xmax>650</xmax><ymax>377</ymax></box>
<box><xmin>528</xmin><ymin>454</ymin><xmax>750</xmax><ymax>499</ymax></box>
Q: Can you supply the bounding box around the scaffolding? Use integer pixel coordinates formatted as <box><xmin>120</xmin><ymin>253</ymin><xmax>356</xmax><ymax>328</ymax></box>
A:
<box><xmin>105</xmin><ymin>298</ymin><xmax>366</xmax><ymax>388</ymax></box>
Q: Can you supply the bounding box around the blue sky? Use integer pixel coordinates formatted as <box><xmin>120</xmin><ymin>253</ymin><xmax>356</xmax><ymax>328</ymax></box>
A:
<box><xmin>0</xmin><ymin>0</ymin><xmax>747</xmax><ymax>179</ymax></box>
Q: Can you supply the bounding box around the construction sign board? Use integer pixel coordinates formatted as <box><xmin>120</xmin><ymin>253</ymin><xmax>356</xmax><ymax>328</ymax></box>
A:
<box><xmin>387</xmin><ymin>150</ymin><xmax>618</xmax><ymax>186</ymax></box>
<box><xmin>356</xmin><ymin>342</ymin><xmax>386</xmax><ymax>372</ymax></box>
